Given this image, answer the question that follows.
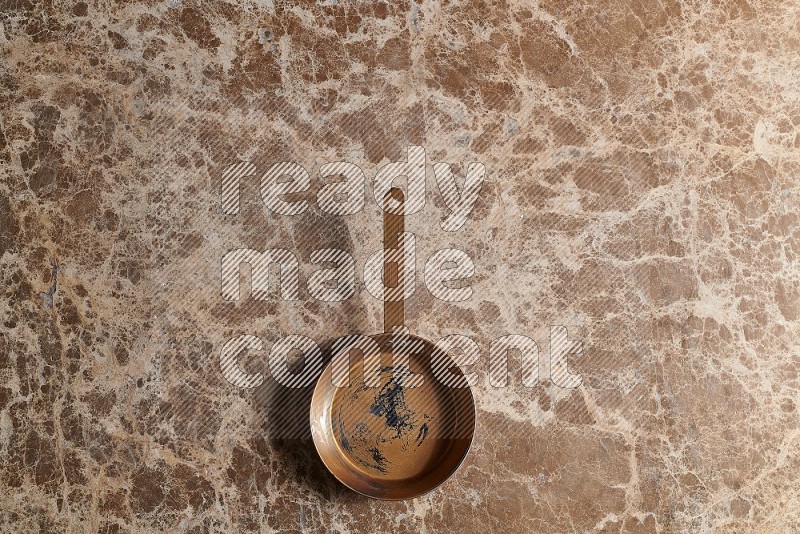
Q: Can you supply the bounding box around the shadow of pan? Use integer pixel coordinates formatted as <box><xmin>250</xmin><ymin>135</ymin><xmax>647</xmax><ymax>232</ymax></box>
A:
<box><xmin>250</xmin><ymin>337</ymin><xmax>365</xmax><ymax>502</ymax></box>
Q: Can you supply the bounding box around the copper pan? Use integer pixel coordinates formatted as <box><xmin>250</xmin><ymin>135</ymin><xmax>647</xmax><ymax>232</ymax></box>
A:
<box><xmin>309</xmin><ymin>189</ymin><xmax>476</xmax><ymax>500</ymax></box>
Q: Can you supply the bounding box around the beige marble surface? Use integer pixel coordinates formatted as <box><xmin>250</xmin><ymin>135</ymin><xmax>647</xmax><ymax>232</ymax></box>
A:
<box><xmin>1</xmin><ymin>1</ymin><xmax>799</xmax><ymax>532</ymax></box>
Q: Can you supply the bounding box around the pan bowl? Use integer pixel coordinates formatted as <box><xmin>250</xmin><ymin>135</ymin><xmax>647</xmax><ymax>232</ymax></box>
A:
<box><xmin>309</xmin><ymin>333</ymin><xmax>476</xmax><ymax>500</ymax></box>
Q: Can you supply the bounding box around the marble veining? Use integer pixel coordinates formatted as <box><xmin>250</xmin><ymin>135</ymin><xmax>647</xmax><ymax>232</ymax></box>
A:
<box><xmin>1</xmin><ymin>1</ymin><xmax>799</xmax><ymax>532</ymax></box>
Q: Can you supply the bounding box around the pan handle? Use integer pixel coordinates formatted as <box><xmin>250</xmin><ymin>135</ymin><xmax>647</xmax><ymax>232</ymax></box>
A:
<box><xmin>383</xmin><ymin>188</ymin><xmax>405</xmax><ymax>333</ymax></box>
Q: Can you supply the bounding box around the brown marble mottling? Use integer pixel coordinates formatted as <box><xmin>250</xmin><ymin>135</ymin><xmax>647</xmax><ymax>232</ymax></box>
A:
<box><xmin>1</xmin><ymin>1</ymin><xmax>799</xmax><ymax>532</ymax></box>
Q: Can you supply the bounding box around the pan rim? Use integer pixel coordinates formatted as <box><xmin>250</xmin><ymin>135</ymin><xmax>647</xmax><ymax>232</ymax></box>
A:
<box><xmin>309</xmin><ymin>333</ymin><xmax>477</xmax><ymax>500</ymax></box>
